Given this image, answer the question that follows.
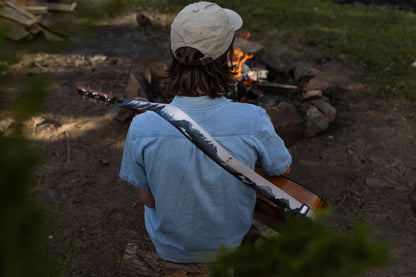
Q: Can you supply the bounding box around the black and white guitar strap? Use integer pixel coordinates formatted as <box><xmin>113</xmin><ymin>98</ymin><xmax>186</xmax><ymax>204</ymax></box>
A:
<box><xmin>116</xmin><ymin>98</ymin><xmax>313</xmax><ymax>218</ymax></box>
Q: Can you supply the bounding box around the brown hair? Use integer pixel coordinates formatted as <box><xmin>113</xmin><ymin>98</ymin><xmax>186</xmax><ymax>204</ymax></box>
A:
<box><xmin>167</xmin><ymin>44</ymin><xmax>236</xmax><ymax>98</ymax></box>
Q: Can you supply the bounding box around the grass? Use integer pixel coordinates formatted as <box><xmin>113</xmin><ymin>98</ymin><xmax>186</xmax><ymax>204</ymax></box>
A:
<box><xmin>4</xmin><ymin>0</ymin><xmax>415</xmax><ymax>101</ymax></box>
<box><xmin>135</xmin><ymin>0</ymin><xmax>416</xmax><ymax>102</ymax></box>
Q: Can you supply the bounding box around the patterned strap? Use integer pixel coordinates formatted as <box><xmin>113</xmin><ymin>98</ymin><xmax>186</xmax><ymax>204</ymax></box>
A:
<box><xmin>116</xmin><ymin>98</ymin><xmax>313</xmax><ymax>218</ymax></box>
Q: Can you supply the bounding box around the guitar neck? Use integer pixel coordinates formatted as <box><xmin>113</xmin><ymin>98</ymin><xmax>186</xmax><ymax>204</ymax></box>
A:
<box><xmin>76</xmin><ymin>85</ymin><xmax>144</xmax><ymax>114</ymax></box>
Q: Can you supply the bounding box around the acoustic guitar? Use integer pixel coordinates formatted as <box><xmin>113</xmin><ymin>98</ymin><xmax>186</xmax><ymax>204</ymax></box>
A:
<box><xmin>76</xmin><ymin>85</ymin><xmax>328</xmax><ymax>220</ymax></box>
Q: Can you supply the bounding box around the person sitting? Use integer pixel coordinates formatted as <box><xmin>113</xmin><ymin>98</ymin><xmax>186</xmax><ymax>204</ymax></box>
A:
<box><xmin>119</xmin><ymin>1</ymin><xmax>292</xmax><ymax>263</ymax></box>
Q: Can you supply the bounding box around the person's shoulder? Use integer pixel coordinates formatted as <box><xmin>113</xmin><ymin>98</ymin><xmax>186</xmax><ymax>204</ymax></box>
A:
<box><xmin>130</xmin><ymin>111</ymin><xmax>171</xmax><ymax>132</ymax></box>
<box><xmin>223</xmin><ymin>101</ymin><xmax>268</xmax><ymax>121</ymax></box>
<box><xmin>224</xmin><ymin>101</ymin><xmax>265</xmax><ymax>113</ymax></box>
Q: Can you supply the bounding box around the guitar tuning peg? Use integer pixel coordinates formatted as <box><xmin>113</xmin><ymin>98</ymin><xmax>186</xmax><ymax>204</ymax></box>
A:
<box><xmin>83</xmin><ymin>92</ymin><xmax>90</xmax><ymax>100</ymax></box>
<box><xmin>104</xmin><ymin>94</ymin><xmax>111</xmax><ymax>105</ymax></box>
<box><xmin>95</xmin><ymin>95</ymin><xmax>100</xmax><ymax>103</ymax></box>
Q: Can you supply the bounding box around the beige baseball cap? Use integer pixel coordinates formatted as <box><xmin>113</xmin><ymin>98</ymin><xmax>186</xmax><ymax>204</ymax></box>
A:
<box><xmin>171</xmin><ymin>2</ymin><xmax>243</xmax><ymax>62</ymax></box>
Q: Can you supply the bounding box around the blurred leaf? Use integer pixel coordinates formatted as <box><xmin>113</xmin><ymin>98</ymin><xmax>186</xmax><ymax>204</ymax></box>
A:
<box><xmin>211</xmin><ymin>215</ymin><xmax>390</xmax><ymax>277</ymax></box>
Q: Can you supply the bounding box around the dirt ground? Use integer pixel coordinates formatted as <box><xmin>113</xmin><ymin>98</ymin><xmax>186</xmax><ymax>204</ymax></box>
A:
<box><xmin>2</xmin><ymin>7</ymin><xmax>416</xmax><ymax>277</ymax></box>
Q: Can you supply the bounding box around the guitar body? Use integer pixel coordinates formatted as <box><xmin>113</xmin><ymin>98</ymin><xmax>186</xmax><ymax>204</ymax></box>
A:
<box><xmin>254</xmin><ymin>167</ymin><xmax>327</xmax><ymax>223</ymax></box>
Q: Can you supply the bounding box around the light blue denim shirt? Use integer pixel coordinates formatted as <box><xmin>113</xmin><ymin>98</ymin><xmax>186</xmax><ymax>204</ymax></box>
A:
<box><xmin>119</xmin><ymin>96</ymin><xmax>291</xmax><ymax>263</ymax></box>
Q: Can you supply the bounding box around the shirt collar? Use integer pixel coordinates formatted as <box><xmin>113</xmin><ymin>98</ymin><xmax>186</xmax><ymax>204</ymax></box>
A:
<box><xmin>170</xmin><ymin>96</ymin><xmax>231</xmax><ymax>110</ymax></box>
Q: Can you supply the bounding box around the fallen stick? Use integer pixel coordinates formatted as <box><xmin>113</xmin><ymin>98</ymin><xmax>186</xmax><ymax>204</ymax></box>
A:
<box><xmin>256</xmin><ymin>81</ymin><xmax>298</xmax><ymax>93</ymax></box>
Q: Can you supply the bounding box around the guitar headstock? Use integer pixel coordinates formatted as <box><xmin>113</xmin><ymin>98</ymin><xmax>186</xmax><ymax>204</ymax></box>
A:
<box><xmin>76</xmin><ymin>85</ymin><xmax>117</xmax><ymax>105</ymax></box>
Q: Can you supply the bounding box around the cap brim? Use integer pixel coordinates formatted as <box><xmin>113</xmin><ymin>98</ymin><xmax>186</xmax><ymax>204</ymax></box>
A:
<box><xmin>224</xmin><ymin>8</ymin><xmax>243</xmax><ymax>31</ymax></box>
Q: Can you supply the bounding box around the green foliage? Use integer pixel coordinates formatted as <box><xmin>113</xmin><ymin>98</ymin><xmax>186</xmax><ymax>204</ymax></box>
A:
<box><xmin>0</xmin><ymin>137</ymin><xmax>55</xmax><ymax>277</ymax></box>
<box><xmin>0</xmin><ymin>79</ymin><xmax>55</xmax><ymax>275</ymax></box>
<box><xmin>12</xmin><ymin>76</ymin><xmax>51</xmax><ymax>125</ymax></box>
<box><xmin>210</xmin><ymin>215</ymin><xmax>390</xmax><ymax>277</ymax></box>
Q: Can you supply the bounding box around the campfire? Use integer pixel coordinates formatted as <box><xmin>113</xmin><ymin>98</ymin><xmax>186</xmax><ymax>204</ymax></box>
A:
<box><xmin>229</xmin><ymin>34</ymin><xmax>299</xmax><ymax>108</ymax></box>
<box><xmin>114</xmin><ymin>33</ymin><xmax>343</xmax><ymax>145</ymax></box>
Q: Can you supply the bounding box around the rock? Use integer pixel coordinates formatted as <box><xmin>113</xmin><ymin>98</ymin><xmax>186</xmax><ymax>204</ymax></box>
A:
<box><xmin>0</xmin><ymin>118</ymin><xmax>14</xmax><ymax>134</ymax></box>
<box><xmin>136</xmin><ymin>13</ymin><xmax>152</xmax><ymax>27</ymax></box>
<box><xmin>301</xmin><ymin>98</ymin><xmax>336</xmax><ymax>123</ymax></box>
<box><xmin>259</xmin><ymin>51</ymin><xmax>290</xmax><ymax>77</ymax></box>
<box><xmin>74</xmin><ymin>56</ymin><xmax>91</xmax><ymax>67</ymax></box>
<box><xmin>266</xmin><ymin>102</ymin><xmax>304</xmax><ymax>146</ymax></box>
<box><xmin>293</xmin><ymin>64</ymin><xmax>320</xmax><ymax>84</ymax></box>
<box><xmin>304</xmin><ymin>71</ymin><xmax>348</xmax><ymax>96</ymax></box>
<box><xmin>302</xmin><ymin>89</ymin><xmax>323</xmax><ymax>101</ymax></box>
<box><xmin>88</xmin><ymin>54</ymin><xmax>108</xmax><ymax>65</ymax></box>
<box><xmin>304</xmin><ymin>105</ymin><xmax>330</xmax><ymax>138</ymax></box>
<box><xmin>312</xmin><ymin>99</ymin><xmax>336</xmax><ymax>122</ymax></box>
<box><xmin>304</xmin><ymin>73</ymin><xmax>333</xmax><ymax>96</ymax></box>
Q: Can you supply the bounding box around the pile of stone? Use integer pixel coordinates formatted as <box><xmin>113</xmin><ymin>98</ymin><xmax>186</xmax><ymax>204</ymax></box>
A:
<box><xmin>266</xmin><ymin>63</ymin><xmax>346</xmax><ymax>145</ymax></box>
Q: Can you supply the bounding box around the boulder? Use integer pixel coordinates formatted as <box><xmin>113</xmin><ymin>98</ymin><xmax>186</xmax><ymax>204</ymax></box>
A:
<box><xmin>260</xmin><ymin>51</ymin><xmax>290</xmax><ymax>77</ymax></box>
<box><xmin>266</xmin><ymin>102</ymin><xmax>304</xmax><ymax>146</ymax></box>
<box><xmin>301</xmin><ymin>98</ymin><xmax>336</xmax><ymax>123</ymax></box>
<box><xmin>304</xmin><ymin>105</ymin><xmax>330</xmax><ymax>138</ymax></box>
<box><xmin>293</xmin><ymin>64</ymin><xmax>320</xmax><ymax>84</ymax></box>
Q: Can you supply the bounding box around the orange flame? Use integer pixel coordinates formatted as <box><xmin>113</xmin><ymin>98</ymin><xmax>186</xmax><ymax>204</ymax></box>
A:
<box><xmin>232</xmin><ymin>47</ymin><xmax>253</xmax><ymax>78</ymax></box>
<box><xmin>239</xmin><ymin>31</ymin><xmax>251</xmax><ymax>40</ymax></box>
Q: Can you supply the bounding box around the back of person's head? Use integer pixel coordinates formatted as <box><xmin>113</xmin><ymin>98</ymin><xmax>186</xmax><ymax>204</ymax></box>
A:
<box><xmin>168</xmin><ymin>2</ymin><xmax>242</xmax><ymax>98</ymax></box>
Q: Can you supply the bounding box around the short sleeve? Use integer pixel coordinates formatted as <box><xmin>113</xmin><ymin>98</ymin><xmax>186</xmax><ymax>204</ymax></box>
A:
<box><xmin>256</xmin><ymin>109</ymin><xmax>292</xmax><ymax>175</ymax></box>
<box><xmin>119</xmin><ymin>122</ymin><xmax>150</xmax><ymax>190</ymax></box>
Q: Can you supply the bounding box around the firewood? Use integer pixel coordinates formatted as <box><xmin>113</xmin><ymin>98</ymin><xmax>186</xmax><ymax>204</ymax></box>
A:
<box><xmin>26</xmin><ymin>5</ymin><xmax>48</xmax><ymax>14</ymax></box>
<box><xmin>5</xmin><ymin>0</ymin><xmax>34</xmax><ymax>18</ymax></box>
<box><xmin>0</xmin><ymin>6</ymin><xmax>42</xmax><ymax>27</ymax></box>
<box><xmin>27</xmin><ymin>22</ymin><xmax>41</xmax><ymax>34</ymax></box>
<box><xmin>256</xmin><ymin>81</ymin><xmax>298</xmax><ymax>93</ymax></box>
<box><xmin>27</xmin><ymin>1</ymin><xmax>77</xmax><ymax>12</ymax></box>
<box><xmin>12</xmin><ymin>0</ymin><xmax>26</xmax><ymax>7</ymax></box>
